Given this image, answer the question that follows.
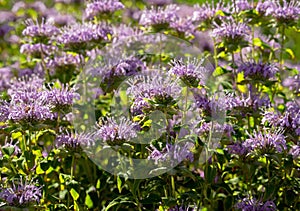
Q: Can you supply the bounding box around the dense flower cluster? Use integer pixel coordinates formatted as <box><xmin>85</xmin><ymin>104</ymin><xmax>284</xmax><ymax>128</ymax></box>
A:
<box><xmin>235</xmin><ymin>196</ymin><xmax>277</xmax><ymax>211</ymax></box>
<box><xmin>0</xmin><ymin>178</ymin><xmax>42</xmax><ymax>207</ymax></box>
<box><xmin>192</xmin><ymin>2</ymin><xmax>228</xmax><ymax>23</ymax></box>
<box><xmin>127</xmin><ymin>71</ymin><xmax>181</xmax><ymax>104</ymax></box>
<box><xmin>237</xmin><ymin>61</ymin><xmax>278</xmax><ymax>80</ymax></box>
<box><xmin>46</xmin><ymin>53</ymin><xmax>84</xmax><ymax>70</ymax></box>
<box><xmin>243</xmin><ymin>130</ymin><xmax>287</xmax><ymax>153</ymax></box>
<box><xmin>148</xmin><ymin>142</ymin><xmax>194</xmax><ymax>165</ymax></box>
<box><xmin>20</xmin><ymin>43</ymin><xmax>57</xmax><ymax>56</ymax></box>
<box><xmin>262</xmin><ymin>101</ymin><xmax>300</xmax><ymax>136</ymax></box>
<box><xmin>56</xmin><ymin>22</ymin><xmax>112</xmax><ymax>48</ymax></box>
<box><xmin>169</xmin><ymin>58</ymin><xmax>210</xmax><ymax>87</ymax></box>
<box><xmin>95</xmin><ymin>117</ymin><xmax>138</xmax><ymax>145</ymax></box>
<box><xmin>283</xmin><ymin>74</ymin><xmax>300</xmax><ymax>93</ymax></box>
<box><xmin>85</xmin><ymin>0</ymin><xmax>125</xmax><ymax>19</ymax></box>
<box><xmin>0</xmin><ymin>0</ymin><xmax>299</xmax><ymax>209</ymax></box>
<box><xmin>212</xmin><ymin>18</ymin><xmax>250</xmax><ymax>42</ymax></box>
<box><xmin>56</xmin><ymin>130</ymin><xmax>95</xmax><ymax>149</ymax></box>
<box><xmin>234</xmin><ymin>0</ymin><xmax>252</xmax><ymax>13</ymax></box>
<box><xmin>93</xmin><ymin>56</ymin><xmax>146</xmax><ymax>80</ymax></box>
<box><xmin>271</xmin><ymin>0</ymin><xmax>300</xmax><ymax>23</ymax></box>
<box><xmin>139</xmin><ymin>5</ymin><xmax>179</xmax><ymax>27</ymax></box>
<box><xmin>46</xmin><ymin>84</ymin><xmax>80</xmax><ymax>109</ymax></box>
<box><xmin>289</xmin><ymin>145</ymin><xmax>300</xmax><ymax>159</ymax></box>
<box><xmin>195</xmin><ymin>121</ymin><xmax>234</xmax><ymax>138</ymax></box>
<box><xmin>22</xmin><ymin>19</ymin><xmax>59</xmax><ymax>38</ymax></box>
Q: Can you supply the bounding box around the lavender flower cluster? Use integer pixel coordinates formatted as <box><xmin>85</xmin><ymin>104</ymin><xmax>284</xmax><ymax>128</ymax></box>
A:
<box><xmin>0</xmin><ymin>75</ymin><xmax>79</xmax><ymax>126</ymax></box>
<box><xmin>148</xmin><ymin>142</ymin><xmax>194</xmax><ymax>165</ymax></box>
<box><xmin>0</xmin><ymin>0</ymin><xmax>299</xmax><ymax>209</ymax></box>
<box><xmin>0</xmin><ymin>178</ymin><xmax>42</xmax><ymax>207</ymax></box>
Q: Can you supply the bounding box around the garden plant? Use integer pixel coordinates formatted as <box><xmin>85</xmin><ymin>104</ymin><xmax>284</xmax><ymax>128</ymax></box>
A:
<box><xmin>0</xmin><ymin>0</ymin><xmax>299</xmax><ymax>210</ymax></box>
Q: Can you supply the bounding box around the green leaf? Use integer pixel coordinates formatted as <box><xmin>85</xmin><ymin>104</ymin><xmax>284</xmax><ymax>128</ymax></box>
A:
<box><xmin>85</xmin><ymin>194</ymin><xmax>93</xmax><ymax>209</ymax></box>
<box><xmin>286</xmin><ymin>48</ymin><xmax>295</xmax><ymax>59</ymax></box>
<box><xmin>70</xmin><ymin>188</ymin><xmax>79</xmax><ymax>201</ymax></box>
<box><xmin>2</xmin><ymin>146</ymin><xmax>15</xmax><ymax>156</ymax></box>
<box><xmin>253</xmin><ymin>37</ymin><xmax>263</xmax><ymax>47</ymax></box>
<box><xmin>11</xmin><ymin>132</ymin><xmax>22</xmax><ymax>140</ymax></box>
<box><xmin>117</xmin><ymin>176</ymin><xmax>122</xmax><ymax>193</ymax></box>
<box><xmin>36</xmin><ymin>165</ymin><xmax>45</xmax><ymax>175</ymax></box>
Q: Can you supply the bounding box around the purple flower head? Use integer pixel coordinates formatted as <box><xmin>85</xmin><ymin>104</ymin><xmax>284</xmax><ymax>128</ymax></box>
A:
<box><xmin>22</xmin><ymin>18</ymin><xmax>59</xmax><ymax>38</ymax></box>
<box><xmin>127</xmin><ymin>71</ymin><xmax>181</xmax><ymax>105</ymax></box>
<box><xmin>238</xmin><ymin>61</ymin><xmax>278</xmax><ymax>80</ymax></box>
<box><xmin>212</xmin><ymin>17</ymin><xmax>250</xmax><ymax>44</ymax></box>
<box><xmin>6</xmin><ymin>75</ymin><xmax>55</xmax><ymax>124</ymax></box>
<box><xmin>85</xmin><ymin>0</ymin><xmax>125</xmax><ymax>20</ymax></box>
<box><xmin>130</xmin><ymin>97</ymin><xmax>151</xmax><ymax>116</ymax></box>
<box><xmin>95</xmin><ymin>117</ymin><xmax>138</xmax><ymax>145</ymax></box>
<box><xmin>8</xmin><ymin>101</ymin><xmax>54</xmax><ymax>124</ymax></box>
<box><xmin>233</xmin><ymin>92</ymin><xmax>271</xmax><ymax>112</ymax></box>
<box><xmin>193</xmin><ymin>90</ymin><xmax>238</xmax><ymax>116</ymax></box>
<box><xmin>236</xmin><ymin>196</ymin><xmax>276</xmax><ymax>211</ymax></box>
<box><xmin>256</xmin><ymin>0</ymin><xmax>275</xmax><ymax>15</ymax></box>
<box><xmin>227</xmin><ymin>142</ymin><xmax>249</xmax><ymax>156</ymax></box>
<box><xmin>282</xmin><ymin>74</ymin><xmax>300</xmax><ymax>94</ymax></box>
<box><xmin>272</xmin><ymin>0</ymin><xmax>300</xmax><ymax>23</ymax></box>
<box><xmin>168</xmin><ymin>205</ymin><xmax>196</xmax><ymax>211</ymax></box>
<box><xmin>279</xmin><ymin>102</ymin><xmax>300</xmax><ymax>135</ymax></box>
<box><xmin>169</xmin><ymin>58</ymin><xmax>210</xmax><ymax>87</ymax></box>
<box><xmin>20</xmin><ymin>43</ymin><xmax>57</xmax><ymax>57</ymax></box>
<box><xmin>8</xmin><ymin>75</ymin><xmax>44</xmax><ymax>104</ymax></box>
<box><xmin>112</xmin><ymin>24</ymin><xmax>143</xmax><ymax>42</ymax></box>
<box><xmin>9</xmin><ymin>74</ymin><xmax>44</xmax><ymax>93</ymax></box>
<box><xmin>261</xmin><ymin>110</ymin><xmax>281</xmax><ymax>127</ymax></box>
<box><xmin>56</xmin><ymin>130</ymin><xmax>95</xmax><ymax>150</ymax></box>
<box><xmin>45</xmin><ymin>83</ymin><xmax>80</xmax><ymax>110</ymax></box>
<box><xmin>91</xmin><ymin>56</ymin><xmax>146</xmax><ymax>92</ymax></box>
<box><xmin>0</xmin><ymin>100</ymin><xmax>9</xmax><ymax>122</ymax></box>
<box><xmin>46</xmin><ymin>52</ymin><xmax>84</xmax><ymax>73</ymax></box>
<box><xmin>139</xmin><ymin>5</ymin><xmax>179</xmax><ymax>28</ymax></box>
<box><xmin>56</xmin><ymin>22</ymin><xmax>112</xmax><ymax>50</ymax></box>
<box><xmin>0</xmin><ymin>177</ymin><xmax>42</xmax><ymax>207</ymax></box>
<box><xmin>195</xmin><ymin>121</ymin><xmax>234</xmax><ymax>138</ymax></box>
<box><xmin>289</xmin><ymin>145</ymin><xmax>300</xmax><ymax>159</ymax></box>
<box><xmin>234</xmin><ymin>0</ymin><xmax>252</xmax><ymax>13</ymax></box>
<box><xmin>169</xmin><ymin>17</ymin><xmax>195</xmax><ymax>36</ymax></box>
<box><xmin>0</xmin><ymin>67</ymin><xmax>14</xmax><ymax>91</ymax></box>
<box><xmin>262</xmin><ymin>102</ymin><xmax>300</xmax><ymax>137</ymax></box>
<box><xmin>148</xmin><ymin>142</ymin><xmax>194</xmax><ymax>165</ymax></box>
<box><xmin>192</xmin><ymin>2</ymin><xmax>228</xmax><ymax>23</ymax></box>
<box><xmin>243</xmin><ymin>130</ymin><xmax>287</xmax><ymax>154</ymax></box>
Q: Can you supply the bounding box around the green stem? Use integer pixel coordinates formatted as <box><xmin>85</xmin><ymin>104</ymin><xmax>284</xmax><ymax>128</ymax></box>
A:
<box><xmin>40</xmin><ymin>43</ymin><xmax>50</xmax><ymax>82</ymax></box>
<box><xmin>251</xmin><ymin>26</ymin><xmax>255</xmax><ymax>60</ymax></box>
<box><xmin>280</xmin><ymin>25</ymin><xmax>285</xmax><ymax>70</ymax></box>
<box><xmin>213</xmin><ymin>38</ymin><xmax>218</xmax><ymax>68</ymax></box>
<box><xmin>266</xmin><ymin>157</ymin><xmax>270</xmax><ymax>184</ymax></box>
<box><xmin>71</xmin><ymin>154</ymin><xmax>75</xmax><ymax>179</ymax></box>
<box><xmin>171</xmin><ymin>175</ymin><xmax>176</xmax><ymax>197</ymax></box>
<box><xmin>231</xmin><ymin>53</ymin><xmax>237</xmax><ymax>90</ymax></box>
